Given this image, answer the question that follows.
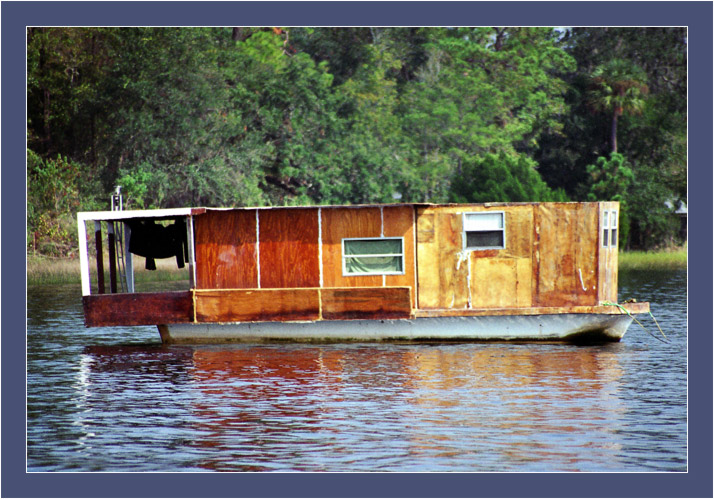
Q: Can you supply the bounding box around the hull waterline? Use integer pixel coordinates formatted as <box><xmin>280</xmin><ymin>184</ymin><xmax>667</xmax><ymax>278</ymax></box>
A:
<box><xmin>158</xmin><ymin>313</ymin><xmax>634</xmax><ymax>344</ymax></box>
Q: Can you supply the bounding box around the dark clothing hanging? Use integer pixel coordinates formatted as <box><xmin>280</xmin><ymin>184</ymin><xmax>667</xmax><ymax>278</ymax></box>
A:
<box><xmin>126</xmin><ymin>218</ymin><xmax>188</xmax><ymax>270</ymax></box>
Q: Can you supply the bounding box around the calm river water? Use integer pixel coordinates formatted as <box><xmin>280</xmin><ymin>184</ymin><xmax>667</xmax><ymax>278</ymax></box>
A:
<box><xmin>27</xmin><ymin>270</ymin><xmax>687</xmax><ymax>472</ymax></box>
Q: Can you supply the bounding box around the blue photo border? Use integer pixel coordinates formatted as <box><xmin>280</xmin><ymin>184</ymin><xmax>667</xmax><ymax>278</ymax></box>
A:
<box><xmin>4</xmin><ymin>2</ymin><xmax>711</xmax><ymax>497</ymax></box>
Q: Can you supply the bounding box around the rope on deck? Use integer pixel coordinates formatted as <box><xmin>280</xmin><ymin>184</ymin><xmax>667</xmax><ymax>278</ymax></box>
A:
<box><xmin>602</xmin><ymin>301</ymin><xmax>669</xmax><ymax>344</ymax></box>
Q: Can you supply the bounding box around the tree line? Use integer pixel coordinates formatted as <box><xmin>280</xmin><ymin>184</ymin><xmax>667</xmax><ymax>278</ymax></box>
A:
<box><xmin>27</xmin><ymin>27</ymin><xmax>686</xmax><ymax>255</ymax></box>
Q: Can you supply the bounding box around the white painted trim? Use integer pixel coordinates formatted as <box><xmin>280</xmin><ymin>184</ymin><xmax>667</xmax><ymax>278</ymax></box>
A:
<box><xmin>187</xmin><ymin>215</ymin><xmax>197</xmax><ymax>288</ymax></box>
<box><xmin>255</xmin><ymin>209</ymin><xmax>261</xmax><ymax>288</ymax></box>
<box><xmin>318</xmin><ymin>207</ymin><xmax>323</xmax><ymax>288</ymax></box>
<box><xmin>124</xmin><ymin>223</ymin><xmax>134</xmax><ymax>293</ymax></box>
<box><xmin>467</xmin><ymin>255</ymin><xmax>472</xmax><ymax>309</ymax></box>
<box><xmin>380</xmin><ymin>206</ymin><xmax>384</xmax><ymax>237</ymax></box>
<box><xmin>77</xmin><ymin>207</ymin><xmax>195</xmax><ymax>222</ymax></box>
<box><xmin>412</xmin><ymin>207</ymin><xmax>418</xmax><ymax>310</ymax></box>
<box><xmin>78</xmin><ymin>218</ymin><xmax>90</xmax><ymax>296</ymax></box>
<box><xmin>380</xmin><ymin>206</ymin><xmax>386</xmax><ymax>286</ymax></box>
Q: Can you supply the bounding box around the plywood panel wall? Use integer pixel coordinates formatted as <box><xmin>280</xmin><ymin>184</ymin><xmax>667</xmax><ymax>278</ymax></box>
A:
<box><xmin>598</xmin><ymin>201</ymin><xmax>619</xmax><ymax>304</ymax></box>
<box><xmin>259</xmin><ymin>208</ymin><xmax>320</xmax><ymax>289</ymax></box>
<box><xmin>416</xmin><ymin>207</ymin><xmax>469</xmax><ymax>309</ymax></box>
<box><xmin>321</xmin><ymin>207</ymin><xmax>383</xmax><ymax>288</ymax></box>
<box><xmin>195</xmin><ymin>210</ymin><xmax>258</xmax><ymax>289</ymax></box>
<box><xmin>383</xmin><ymin>206</ymin><xmax>416</xmax><ymax>307</ymax></box>
<box><xmin>469</xmin><ymin>205</ymin><xmax>533</xmax><ymax>308</ymax></box>
<box><xmin>534</xmin><ymin>203</ymin><xmax>599</xmax><ymax>307</ymax></box>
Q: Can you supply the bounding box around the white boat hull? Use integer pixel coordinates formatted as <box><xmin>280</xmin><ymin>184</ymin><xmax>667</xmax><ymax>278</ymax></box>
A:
<box><xmin>158</xmin><ymin>313</ymin><xmax>634</xmax><ymax>344</ymax></box>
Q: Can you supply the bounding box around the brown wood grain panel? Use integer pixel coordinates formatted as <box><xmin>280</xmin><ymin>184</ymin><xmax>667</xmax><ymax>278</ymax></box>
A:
<box><xmin>534</xmin><ymin>203</ymin><xmax>599</xmax><ymax>307</ymax></box>
<box><xmin>195</xmin><ymin>289</ymin><xmax>320</xmax><ymax>323</ymax></box>
<box><xmin>195</xmin><ymin>210</ymin><xmax>257</xmax><ymax>289</ymax></box>
<box><xmin>83</xmin><ymin>291</ymin><xmax>193</xmax><ymax>327</ymax></box>
<box><xmin>321</xmin><ymin>207</ymin><xmax>382</xmax><ymax>288</ymax></box>
<box><xmin>258</xmin><ymin>208</ymin><xmax>320</xmax><ymax>288</ymax></box>
<box><xmin>321</xmin><ymin>287</ymin><xmax>412</xmax><ymax>320</ymax></box>
<box><xmin>383</xmin><ymin>206</ymin><xmax>417</xmax><ymax>307</ymax></box>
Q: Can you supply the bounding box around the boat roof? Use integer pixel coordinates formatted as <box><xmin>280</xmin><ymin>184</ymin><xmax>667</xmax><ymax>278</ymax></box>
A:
<box><xmin>77</xmin><ymin>201</ymin><xmax>607</xmax><ymax>222</ymax></box>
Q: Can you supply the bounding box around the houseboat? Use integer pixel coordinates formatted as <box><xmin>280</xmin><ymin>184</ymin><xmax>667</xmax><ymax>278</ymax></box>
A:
<box><xmin>77</xmin><ymin>202</ymin><xmax>649</xmax><ymax>344</ymax></box>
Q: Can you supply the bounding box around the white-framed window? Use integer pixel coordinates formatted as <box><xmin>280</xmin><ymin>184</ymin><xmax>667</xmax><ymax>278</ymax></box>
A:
<box><xmin>342</xmin><ymin>237</ymin><xmax>405</xmax><ymax>276</ymax></box>
<box><xmin>463</xmin><ymin>211</ymin><xmax>506</xmax><ymax>250</ymax></box>
<box><xmin>602</xmin><ymin>209</ymin><xmax>618</xmax><ymax>248</ymax></box>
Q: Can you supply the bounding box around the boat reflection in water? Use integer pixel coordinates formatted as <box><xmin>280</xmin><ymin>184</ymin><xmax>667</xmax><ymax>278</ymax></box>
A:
<box><xmin>78</xmin><ymin>342</ymin><xmax>628</xmax><ymax>471</ymax></box>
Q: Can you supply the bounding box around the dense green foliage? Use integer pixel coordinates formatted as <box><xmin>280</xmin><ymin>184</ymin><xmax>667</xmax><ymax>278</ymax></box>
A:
<box><xmin>27</xmin><ymin>27</ymin><xmax>686</xmax><ymax>255</ymax></box>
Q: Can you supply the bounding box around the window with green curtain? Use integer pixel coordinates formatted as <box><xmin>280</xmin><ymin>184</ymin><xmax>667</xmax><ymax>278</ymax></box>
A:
<box><xmin>343</xmin><ymin>238</ymin><xmax>404</xmax><ymax>275</ymax></box>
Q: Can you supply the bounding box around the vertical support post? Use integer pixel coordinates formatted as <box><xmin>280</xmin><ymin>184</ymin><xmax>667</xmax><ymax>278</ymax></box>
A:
<box><xmin>78</xmin><ymin>215</ymin><xmax>91</xmax><ymax>296</ymax></box>
<box><xmin>124</xmin><ymin>223</ymin><xmax>134</xmax><ymax>293</ymax></box>
<box><xmin>255</xmin><ymin>209</ymin><xmax>261</xmax><ymax>289</ymax></box>
<box><xmin>95</xmin><ymin>221</ymin><xmax>105</xmax><ymax>294</ymax></box>
<box><xmin>318</xmin><ymin>207</ymin><xmax>323</xmax><ymax>288</ymax></box>
<box><xmin>187</xmin><ymin>215</ymin><xmax>197</xmax><ymax>289</ymax></box>
<box><xmin>108</xmin><ymin>222</ymin><xmax>117</xmax><ymax>293</ymax></box>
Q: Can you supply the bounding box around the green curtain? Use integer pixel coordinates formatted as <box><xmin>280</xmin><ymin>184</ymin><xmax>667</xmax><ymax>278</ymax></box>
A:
<box><xmin>344</xmin><ymin>239</ymin><xmax>403</xmax><ymax>274</ymax></box>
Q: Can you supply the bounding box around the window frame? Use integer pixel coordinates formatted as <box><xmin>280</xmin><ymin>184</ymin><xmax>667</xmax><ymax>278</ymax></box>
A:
<box><xmin>462</xmin><ymin>211</ymin><xmax>506</xmax><ymax>251</ymax></box>
<box><xmin>341</xmin><ymin>237</ymin><xmax>406</xmax><ymax>276</ymax></box>
<box><xmin>602</xmin><ymin>209</ymin><xmax>618</xmax><ymax>248</ymax></box>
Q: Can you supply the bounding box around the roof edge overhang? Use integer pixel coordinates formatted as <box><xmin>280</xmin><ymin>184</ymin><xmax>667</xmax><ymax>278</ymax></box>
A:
<box><xmin>77</xmin><ymin>201</ymin><xmax>612</xmax><ymax>221</ymax></box>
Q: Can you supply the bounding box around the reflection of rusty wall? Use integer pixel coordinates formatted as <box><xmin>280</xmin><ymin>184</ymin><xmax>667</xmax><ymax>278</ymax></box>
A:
<box><xmin>188</xmin><ymin>346</ymin><xmax>416</xmax><ymax>471</ymax></box>
<box><xmin>402</xmin><ymin>346</ymin><xmax>625</xmax><ymax>466</ymax></box>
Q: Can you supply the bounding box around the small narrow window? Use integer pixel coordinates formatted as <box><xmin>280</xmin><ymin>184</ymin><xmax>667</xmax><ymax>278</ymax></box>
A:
<box><xmin>610</xmin><ymin>210</ymin><xmax>618</xmax><ymax>247</ymax></box>
<box><xmin>602</xmin><ymin>211</ymin><xmax>610</xmax><ymax>247</ymax></box>
<box><xmin>342</xmin><ymin>238</ymin><xmax>404</xmax><ymax>276</ymax></box>
<box><xmin>602</xmin><ymin>209</ymin><xmax>618</xmax><ymax>248</ymax></box>
<box><xmin>463</xmin><ymin>212</ymin><xmax>505</xmax><ymax>250</ymax></box>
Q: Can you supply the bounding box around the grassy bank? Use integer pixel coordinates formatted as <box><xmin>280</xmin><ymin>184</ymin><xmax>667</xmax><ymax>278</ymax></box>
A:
<box><xmin>27</xmin><ymin>254</ymin><xmax>189</xmax><ymax>286</ymax></box>
<box><xmin>28</xmin><ymin>246</ymin><xmax>687</xmax><ymax>286</ymax></box>
<box><xmin>619</xmin><ymin>246</ymin><xmax>687</xmax><ymax>271</ymax></box>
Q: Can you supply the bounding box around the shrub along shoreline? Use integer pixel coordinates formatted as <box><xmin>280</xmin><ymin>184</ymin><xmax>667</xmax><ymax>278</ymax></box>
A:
<box><xmin>27</xmin><ymin>254</ymin><xmax>189</xmax><ymax>286</ymax></box>
<box><xmin>28</xmin><ymin>247</ymin><xmax>686</xmax><ymax>287</ymax></box>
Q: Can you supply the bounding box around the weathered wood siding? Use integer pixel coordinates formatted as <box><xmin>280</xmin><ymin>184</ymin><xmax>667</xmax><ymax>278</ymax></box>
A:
<box><xmin>417</xmin><ymin>203</ymin><xmax>602</xmax><ymax>310</ymax></box>
<box><xmin>321</xmin><ymin>287</ymin><xmax>412</xmax><ymax>320</ymax></box>
<box><xmin>598</xmin><ymin>201</ymin><xmax>619</xmax><ymax>304</ymax></box>
<box><xmin>258</xmin><ymin>208</ymin><xmax>320</xmax><ymax>289</ymax></box>
<box><xmin>83</xmin><ymin>291</ymin><xmax>193</xmax><ymax>327</ymax></box>
<box><xmin>321</xmin><ymin>207</ymin><xmax>383</xmax><ymax>288</ymax></box>
<box><xmin>320</xmin><ymin>206</ymin><xmax>416</xmax><ymax>307</ymax></box>
<box><xmin>194</xmin><ymin>286</ymin><xmax>411</xmax><ymax>323</ymax></box>
<box><xmin>195</xmin><ymin>288</ymin><xmax>320</xmax><ymax>323</ymax></box>
<box><xmin>195</xmin><ymin>210</ymin><xmax>257</xmax><ymax>289</ymax></box>
<box><xmin>533</xmin><ymin>203</ymin><xmax>599</xmax><ymax>307</ymax></box>
<box><xmin>469</xmin><ymin>204</ymin><xmax>533</xmax><ymax>308</ymax></box>
<box><xmin>416</xmin><ymin>207</ymin><xmax>469</xmax><ymax>309</ymax></box>
<box><xmin>383</xmin><ymin>206</ymin><xmax>417</xmax><ymax>307</ymax></box>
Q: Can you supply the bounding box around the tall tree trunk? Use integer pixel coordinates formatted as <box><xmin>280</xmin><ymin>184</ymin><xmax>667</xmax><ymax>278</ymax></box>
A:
<box><xmin>611</xmin><ymin>112</ymin><xmax>618</xmax><ymax>153</ymax></box>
